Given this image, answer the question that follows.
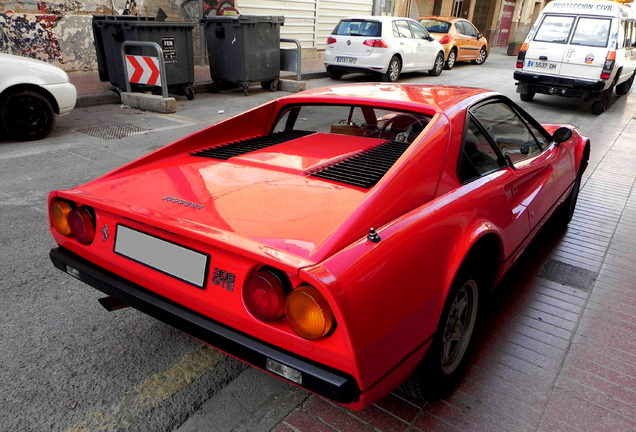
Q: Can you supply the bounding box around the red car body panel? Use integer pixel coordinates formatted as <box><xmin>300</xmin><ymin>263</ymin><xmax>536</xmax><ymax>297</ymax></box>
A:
<box><xmin>48</xmin><ymin>84</ymin><xmax>589</xmax><ymax>410</ymax></box>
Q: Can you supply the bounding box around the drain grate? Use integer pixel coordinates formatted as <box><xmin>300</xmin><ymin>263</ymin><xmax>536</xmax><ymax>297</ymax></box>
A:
<box><xmin>539</xmin><ymin>259</ymin><xmax>596</xmax><ymax>291</ymax></box>
<box><xmin>78</xmin><ymin>123</ymin><xmax>149</xmax><ymax>140</ymax></box>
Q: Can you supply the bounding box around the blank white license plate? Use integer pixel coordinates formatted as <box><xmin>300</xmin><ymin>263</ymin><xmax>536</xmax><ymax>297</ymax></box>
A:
<box><xmin>336</xmin><ymin>56</ymin><xmax>357</xmax><ymax>64</ymax></box>
<box><xmin>114</xmin><ymin>225</ymin><xmax>209</xmax><ymax>288</ymax></box>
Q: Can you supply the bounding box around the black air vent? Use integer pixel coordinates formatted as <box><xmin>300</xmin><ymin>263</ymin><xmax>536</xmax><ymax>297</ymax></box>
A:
<box><xmin>307</xmin><ymin>141</ymin><xmax>410</xmax><ymax>189</ymax></box>
<box><xmin>191</xmin><ymin>130</ymin><xmax>315</xmax><ymax>160</ymax></box>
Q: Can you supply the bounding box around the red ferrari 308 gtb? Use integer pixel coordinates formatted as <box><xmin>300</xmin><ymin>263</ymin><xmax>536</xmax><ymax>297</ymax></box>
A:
<box><xmin>48</xmin><ymin>84</ymin><xmax>589</xmax><ymax>410</ymax></box>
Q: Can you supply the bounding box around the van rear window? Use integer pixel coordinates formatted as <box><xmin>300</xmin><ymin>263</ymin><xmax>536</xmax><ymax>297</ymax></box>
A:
<box><xmin>534</xmin><ymin>15</ymin><xmax>575</xmax><ymax>43</ymax></box>
<box><xmin>570</xmin><ymin>17</ymin><xmax>611</xmax><ymax>47</ymax></box>
<box><xmin>534</xmin><ymin>14</ymin><xmax>611</xmax><ymax>47</ymax></box>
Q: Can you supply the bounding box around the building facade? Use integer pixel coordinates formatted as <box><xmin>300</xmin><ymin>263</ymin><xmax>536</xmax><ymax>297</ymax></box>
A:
<box><xmin>0</xmin><ymin>0</ymin><xmax>544</xmax><ymax>72</ymax></box>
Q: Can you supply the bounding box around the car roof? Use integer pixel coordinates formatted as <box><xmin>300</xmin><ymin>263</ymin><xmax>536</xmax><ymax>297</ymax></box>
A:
<box><xmin>340</xmin><ymin>16</ymin><xmax>418</xmax><ymax>23</ymax></box>
<box><xmin>420</xmin><ymin>16</ymin><xmax>466</xmax><ymax>23</ymax></box>
<box><xmin>281</xmin><ymin>83</ymin><xmax>494</xmax><ymax>113</ymax></box>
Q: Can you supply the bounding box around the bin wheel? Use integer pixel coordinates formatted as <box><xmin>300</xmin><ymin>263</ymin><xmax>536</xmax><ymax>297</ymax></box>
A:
<box><xmin>185</xmin><ymin>87</ymin><xmax>195</xmax><ymax>100</ymax></box>
<box><xmin>242</xmin><ymin>82</ymin><xmax>249</xmax><ymax>96</ymax></box>
<box><xmin>261</xmin><ymin>79</ymin><xmax>279</xmax><ymax>92</ymax></box>
<box><xmin>210</xmin><ymin>82</ymin><xmax>220</xmax><ymax>93</ymax></box>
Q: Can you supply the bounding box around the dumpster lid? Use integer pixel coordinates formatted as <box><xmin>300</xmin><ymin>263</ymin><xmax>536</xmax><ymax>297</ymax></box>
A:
<box><xmin>201</xmin><ymin>14</ymin><xmax>285</xmax><ymax>25</ymax></box>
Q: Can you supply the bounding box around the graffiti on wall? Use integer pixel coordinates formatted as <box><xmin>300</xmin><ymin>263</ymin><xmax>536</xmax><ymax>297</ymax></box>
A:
<box><xmin>0</xmin><ymin>13</ymin><xmax>63</xmax><ymax>61</ymax></box>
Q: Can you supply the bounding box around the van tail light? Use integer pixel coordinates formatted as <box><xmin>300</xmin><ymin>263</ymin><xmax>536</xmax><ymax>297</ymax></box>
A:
<box><xmin>439</xmin><ymin>35</ymin><xmax>453</xmax><ymax>45</ymax></box>
<box><xmin>601</xmin><ymin>51</ymin><xmax>616</xmax><ymax>80</ymax></box>
<box><xmin>326</xmin><ymin>37</ymin><xmax>337</xmax><ymax>44</ymax></box>
<box><xmin>363</xmin><ymin>39</ymin><xmax>388</xmax><ymax>48</ymax></box>
<box><xmin>285</xmin><ymin>285</ymin><xmax>335</xmax><ymax>340</ymax></box>
<box><xmin>516</xmin><ymin>43</ymin><xmax>528</xmax><ymax>68</ymax></box>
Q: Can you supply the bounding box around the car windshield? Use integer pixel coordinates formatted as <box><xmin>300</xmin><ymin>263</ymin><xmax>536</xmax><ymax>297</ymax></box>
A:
<box><xmin>272</xmin><ymin>104</ymin><xmax>431</xmax><ymax>144</ymax></box>
<box><xmin>419</xmin><ymin>19</ymin><xmax>451</xmax><ymax>33</ymax></box>
<box><xmin>333</xmin><ymin>20</ymin><xmax>382</xmax><ymax>37</ymax></box>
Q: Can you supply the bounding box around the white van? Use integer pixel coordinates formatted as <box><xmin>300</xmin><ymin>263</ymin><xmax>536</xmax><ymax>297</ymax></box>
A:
<box><xmin>514</xmin><ymin>0</ymin><xmax>636</xmax><ymax>114</ymax></box>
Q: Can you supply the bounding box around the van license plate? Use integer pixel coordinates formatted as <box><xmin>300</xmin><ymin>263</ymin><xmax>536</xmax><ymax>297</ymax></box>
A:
<box><xmin>336</xmin><ymin>57</ymin><xmax>357</xmax><ymax>64</ymax></box>
<box><xmin>527</xmin><ymin>60</ymin><xmax>557</xmax><ymax>70</ymax></box>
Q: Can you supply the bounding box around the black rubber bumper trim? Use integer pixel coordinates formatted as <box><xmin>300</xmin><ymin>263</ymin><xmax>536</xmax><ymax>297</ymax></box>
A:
<box><xmin>514</xmin><ymin>71</ymin><xmax>605</xmax><ymax>93</ymax></box>
<box><xmin>49</xmin><ymin>247</ymin><xmax>361</xmax><ymax>404</ymax></box>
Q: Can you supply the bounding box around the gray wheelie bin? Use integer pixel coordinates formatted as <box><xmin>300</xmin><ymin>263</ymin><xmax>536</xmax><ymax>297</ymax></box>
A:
<box><xmin>202</xmin><ymin>15</ymin><xmax>284</xmax><ymax>95</ymax></box>
<box><xmin>92</xmin><ymin>15</ymin><xmax>197</xmax><ymax>99</ymax></box>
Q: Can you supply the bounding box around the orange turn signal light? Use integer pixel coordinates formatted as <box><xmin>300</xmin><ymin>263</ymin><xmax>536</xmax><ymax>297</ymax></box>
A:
<box><xmin>50</xmin><ymin>200</ymin><xmax>73</xmax><ymax>236</ymax></box>
<box><xmin>285</xmin><ymin>285</ymin><xmax>334</xmax><ymax>340</ymax></box>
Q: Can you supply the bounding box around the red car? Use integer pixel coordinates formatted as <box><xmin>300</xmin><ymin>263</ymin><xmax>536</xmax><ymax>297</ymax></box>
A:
<box><xmin>48</xmin><ymin>84</ymin><xmax>589</xmax><ymax>410</ymax></box>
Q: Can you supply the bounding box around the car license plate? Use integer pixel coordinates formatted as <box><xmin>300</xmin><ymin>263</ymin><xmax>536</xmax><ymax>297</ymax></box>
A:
<box><xmin>526</xmin><ymin>60</ymin><xmax>557</xmax><ymax>70</ymax></box>
<box><xmin>336</xmin><ymin>56</ymin><xmax>357</xmax><ymax>64</ymax></box>
<box><xmin>114</xmin><ymin>225</ymin><xmax>209</xmax><ymax>288</ymax></box>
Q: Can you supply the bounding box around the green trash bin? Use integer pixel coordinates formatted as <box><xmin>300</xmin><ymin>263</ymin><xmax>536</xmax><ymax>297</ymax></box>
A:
<box><xmin>92</xmin><ymin>15</ymin><xmax>196</xmax><ymax>98</ymax></box>
<box><xmin>202</xmin><ymin>15</ymin><xmax>284</xmax><ymax>95</ymax></box>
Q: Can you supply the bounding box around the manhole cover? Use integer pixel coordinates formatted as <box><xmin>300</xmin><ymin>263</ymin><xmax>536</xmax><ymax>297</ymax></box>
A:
<box><xmin>539</xmin><ymin>259</ymin><xmax>596</xmax><ymax>291</ymax></box>
<box><xmin>78</xmin><ymin>123</ymin><xmax>149</xmax><ymax>140</ymax></box>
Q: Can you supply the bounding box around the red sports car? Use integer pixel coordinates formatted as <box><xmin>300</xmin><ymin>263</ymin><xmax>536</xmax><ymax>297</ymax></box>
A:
<box><xmin>48</xmin><ymin>84</ymin><xmax>589</xmax><ymax>410</ymax></box>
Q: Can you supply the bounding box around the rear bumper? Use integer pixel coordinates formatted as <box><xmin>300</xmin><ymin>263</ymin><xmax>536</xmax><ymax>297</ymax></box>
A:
<box><xmin>514</xmin><ymin>71</ymin><xmax>606</xmax><ymax>98</ymax></box>
<box><xmin>49</xmin><ymin>246</ymin><xmax>361</xmax><ymax>404</ymax></box>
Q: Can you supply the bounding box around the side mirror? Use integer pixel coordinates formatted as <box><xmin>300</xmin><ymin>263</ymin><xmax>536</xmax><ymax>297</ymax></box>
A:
<box><xmin>427</xmin><ymin>35</ymin><xmax>435</xmax><ymax>41</ymax></box>
<box><xmin>552</xmin><ymin>126</ymin><xmax>572</xmax><ymax>144</ymax></box>
<box><xmin>477</xmin><ymin>33</ymin><xmax>483</xmax><ymax>40</ymax></box>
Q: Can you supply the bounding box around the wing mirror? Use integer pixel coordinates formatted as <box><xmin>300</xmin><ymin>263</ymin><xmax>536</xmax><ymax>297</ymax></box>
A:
<box><xmin>552</xmin><ymin>127</ymin><xmax>572</xmax><ymax>144</ymax></box>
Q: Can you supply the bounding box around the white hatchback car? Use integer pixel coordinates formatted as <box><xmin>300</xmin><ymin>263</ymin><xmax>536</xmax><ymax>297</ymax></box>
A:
<box><xmin>324</xmin><ymin>16</ymin><xmax>446</xmax><ymax>82</ymax></box>
<box><xmin>0</xmin><ymin>53</ymin><xmax>77</xmax><ymax>141</ymax></box>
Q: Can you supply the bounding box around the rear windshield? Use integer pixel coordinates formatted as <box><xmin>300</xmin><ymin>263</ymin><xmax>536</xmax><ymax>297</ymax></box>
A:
<box><xmin>534</xmin><ymin>14</ymin><xmax>610</xmax><ymax>47</ymax></box>
<box><xmin>333</xmin><ymin>20</ymin><xmax>382</xmax><ymax>37</ymax></box>
<box><xmin>419</xmin><ymin>19</ymin><xmax>451</xmax><ymax>33</ymax></box>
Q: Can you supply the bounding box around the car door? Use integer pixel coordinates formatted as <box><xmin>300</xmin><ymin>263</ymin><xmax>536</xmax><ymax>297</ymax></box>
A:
<box><xmin>456</xmin><ymin>21</ymin><xmax>482</xmax><ymax>61</ymax></box>
<box><xmin>392</xmin><ymin>19</ymin><xmax>418</xmax><ymax>69</ymax></box>
<box><xmin>470</xmin><ymin>99</ymin><xmax>571</xmax><ymax>231</ymax></box>
<box><xmin>409</xmin><ymin>20</ymin><xmax>438</xmax><ymax>70</ymax></box>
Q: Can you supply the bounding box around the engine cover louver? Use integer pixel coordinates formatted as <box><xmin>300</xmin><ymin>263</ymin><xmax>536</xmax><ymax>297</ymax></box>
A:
<box><xmin>307</xmin><ymin>141</ymin><xmax>410</xmax><ymax>189</ymax></box>
<box><xmin>191</xmin><ymin>130</ymin><xmax>315</xmax><ymax>160</ymax></box>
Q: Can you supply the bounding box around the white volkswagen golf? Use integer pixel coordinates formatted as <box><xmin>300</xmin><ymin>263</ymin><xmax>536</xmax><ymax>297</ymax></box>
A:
<box><xmin>324</xmin><ymin>16</ymin><xmax>446</xmax><ymax>82</ymax></box>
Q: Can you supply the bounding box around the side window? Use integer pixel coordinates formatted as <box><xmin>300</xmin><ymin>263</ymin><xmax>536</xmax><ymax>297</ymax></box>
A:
<box><xmin>410</xmin><ymin>21</ymin><xmax>430</xmax><ymax>39</ymax></box>
<box><xmin>459</xmin><ymin>118</ymin><xmax>504</xmax><ymax>182</ymax></box>
<box><xmin>471</xmin><ymin>101</ymin><xmax>547</xmax><ymax>165</ymax></box>
<box><xmin>394</xmin><ymin>20</ymin><xmax>414</xmax><ymax>38</ymax></box>
<box><xmin>464</xmin><ymin>22</ymin><xmax>478</xmax><ymax>38</ymax></box>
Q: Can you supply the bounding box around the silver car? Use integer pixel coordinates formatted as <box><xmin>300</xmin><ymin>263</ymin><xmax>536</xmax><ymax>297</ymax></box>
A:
<box><xmin>324</xmin><ymin>16</ymin><xmax>446</xmax><ymax>82</ymax></box>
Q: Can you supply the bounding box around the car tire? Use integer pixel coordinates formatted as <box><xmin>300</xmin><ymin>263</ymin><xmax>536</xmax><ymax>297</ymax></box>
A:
<box><xmin>444</xmin><ymin>49</ymin><xmax>457</xmax><ymax>70</ymax></box>
<box><xmin>471</xmin><ymin>47</ymin><xmax>488</xmax><ymax>65</ymax></box>
<box><xmin>591</xmin><ymin>83</ymin><xmax>614</xmax><ymax>115</ymax></box>
<box><xmin>555</xmin><ymin>153</ymin><xmax>585</xmax><ymax>226</ymax></box>
<box><xmin>520</xmin><ymin>90</ymin><xmax>535</xmax><ymax>102</ymax></box>
<box><xmin>429</xmin><ymin>52</ymin><xmax>444</xmax><ymax>77</ymax></box>
<box><xmin>401</xmin><ymin>263</ymin><xmax>482</xmax><ymax>400</ymax></box>
<box><xmin>327</xmin><ymin>68</ymin><xmax>344</xmax><ymax>80</ymax></box>
<box><xmin>616</xmin><ymin>71</ymin><xmax>635</xmax><ymax>96</ymax></box>
<box><xmin>382</xmin><ymin>56</ymin><xmax>401</xmax><ymax>82</ymax></box>
<box><xmin>1</xmin><ymin>90</ymin><xmax>55</xmax><ymax>141</ymax></box>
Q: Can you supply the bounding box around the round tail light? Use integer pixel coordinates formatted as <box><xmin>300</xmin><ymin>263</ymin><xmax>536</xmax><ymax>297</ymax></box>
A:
<box><xmin>50</xmin><ymin>200</ymin><xmax>73</xmax><ymax>236</ymax></box>
<box><xmin>243</xmin><ymin>271</ymin><xmax>287</xmax><ymax>321</ymax></box>
<box><xmin>68</xmin><ymin>207</ymin><xmax>95</xmax><ymax>245</ymax></box>
<box><xmin>285</xmin><ymin>285</ymin><xmax>334</xmax><ymax>340</ymax></box>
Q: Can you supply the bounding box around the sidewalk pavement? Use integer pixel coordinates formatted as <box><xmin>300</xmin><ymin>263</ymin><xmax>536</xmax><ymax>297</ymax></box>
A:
<box><xmin>69</xmin><ymin>58</ymin><xmax>328</xmax><ymax>107</ymax></box>
<box><xmin>70</xmin><ymin>54</ymin><xmax>636</xmax><ymax>432</ymax></box>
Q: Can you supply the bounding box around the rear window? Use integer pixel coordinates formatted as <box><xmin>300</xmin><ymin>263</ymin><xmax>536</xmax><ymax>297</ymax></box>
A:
<box><xmin>419</xmin><ymin>19</ymin><xmax>451</xmax><ymax>33</ymax></box>
<box><xmin>534</xmin><ymin>15</ymin><xmax>611</xmax><ymax>47</ymax></box>
<box><xmin>570</xmin><ymin>17</ymin><xmax>611</xmax><ymax>47</ymax></box>
<box><xmin>333</xmin><ymin>20</ymin><xmax>382</xmax><ymax>37</ymax></box>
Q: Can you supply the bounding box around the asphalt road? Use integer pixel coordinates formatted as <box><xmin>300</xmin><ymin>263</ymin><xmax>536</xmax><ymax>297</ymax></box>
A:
<box><xmin>0</xmin><ymin>50</ymin><xmax>626</xmax><ymax>432</ymax></box>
